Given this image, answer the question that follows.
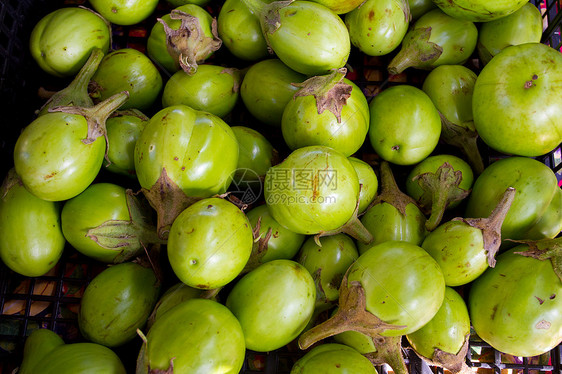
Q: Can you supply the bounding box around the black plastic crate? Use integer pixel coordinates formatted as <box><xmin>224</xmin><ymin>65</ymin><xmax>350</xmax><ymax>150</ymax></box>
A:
<box><xmin>0</xmin><ymin>0</ymin><xmax>561</xmax><ymax>373</ymax></box>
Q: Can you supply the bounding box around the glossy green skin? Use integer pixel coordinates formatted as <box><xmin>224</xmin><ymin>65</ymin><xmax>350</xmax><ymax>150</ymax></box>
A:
<box><xmin>150</xmin><ymin>282</ymin><xmax>203</xmax><ymax>323</ymax></box>
<box><xmin>297</xmin><ymin>234</ymin><xmax>359</xmax><ymax>305</ymax></box>
<box><xmin>147</xmin><ymin>4</ymin><xmax>215</xmax><ymax>73</ymax></box>
<box><xmin>408</xmin><ymin>0</ymin><xmax>436</xmax><ymax>20</ymax></box>
<box><xmin>105</xmin><ymin>113</ymin><xmax>147</xmax><ymax>177</ymax></box>
<box><xmin>406</xmin><ymin>154</ymin><xmax>473</xmax><ymax>209</ymax></box>
<box><xmin>402</xmin><ymin>9</ymin><xmax>478</xmax><ymax>69</ymax></box>
<box><xmin>264</xmin><ymin>146</ymin><xmax>359</xmax><ymax>235</ymax></box>
<box><xmin>281</xmin><ymin>79</ymin><xmax>369</xmax><ymax>157</ymax></box>
<box><xmin>333</xmin><ymin>327</ymin><xmax>376</xmax><ymax>354</ymax></box>
<box><xmin>134</xmin><ymin>105</ymin><xmax>239</xmax><ymax>197</ymax></box>
<box><xmin>348</xmin><ymin>241</ymin><xmax>445</xmax><ymax>336</ymax></box>
<box><xmin>79</xmin><ymin>262</ymin><xmax>160</xmax><ymax>347</ymax></box>
<box><xmin>14</xmin><ymin>112</ymin><xmax>106</xmax><ymax>201</ymax></box>
<box><xmin>478</xmin><ymin>3</ymin><xmax>542</xmax><ymax>65</ymax></box>
<box><xmin>29</xmin><ymin>7</ymin><xmax>110</xmax><ymax>77</ymax></box>
<box><xmin>358</xmin><ymin>202</ymin><xmax>427</xmax><ymax>254</ymax></box>
<box><xmin>407</xmin><ymin>287</ymin><xmax>470</xmax><ymax>359</ymax></box>
<box><xmin>89</xmin><ymin>0</ymin><xmax>158</xmax><ymax>25</ymax></box>
<box><xmin>433</xmin><ymin>0</ymin><xmax>528</xmax><ymax>22</ymax></box>
<box><xmin>162</xmin><ymin>65</ymin><xmax>240</xmax><ymax>118</ymax></box>
<box><xmin>167</xmin><ymin>198</ymin><xmax>253</xmax><ymax>289</ymax></box>
<box><xmin>524</xmin><ymin>188</ymin><xmax>562</xmax><ymax>240</ymax></box>
<box><xmin>61</xmin><ymin>183</ymin><xmax>131</xmax><ymax>263</ymax></box>
<box><xmin>422</xmin><ymin>65</ymin><xmax>477</xmax><ymax>126</ymax></box>
<box><xmin>34</xmin><ymin>343</ymin><xmax>126</xmax><ymax>374</ymax></box>
<box><xmin>232</xmin><ymin>126</ymin><xmax>275</xmax><ymax>179</ymax></box>
<box><xmin>143</xmin><ymin>298</ymin><xmax>245</xmax><ymax>373</ymax></box>
<box><xmin>240</xmin><ymin>59</ymin><xmax>306</xmax><ymax>127</ymax></box>
<box><xmin>19</xmin><ymin>329</ymin><xmax>64</xmax><ymax>374</ymax></box>
<box><xmin>469</xmin><ymin>246</ymin><xmax>562</xmax><ymax>357</ymax></box>
<box><xmin>345</xmin><ymin>0</ymin><xmax>409</xmax><ymax>56</ymax></box>
<box><xmin>0</xmin><ymin>179</ymin><xmax>65</xmax><ymax>277</ymax></box>
<box><xmin>67</xmin><ymin>183</ymin><xmax>141</xmax><ymax>261</ymax></box>
<box><xmin>92</xmin><ymin>48</ymin><xmax>162</xmax><ymax>111</ymax></box>
<box><xmin>465</xmin><ymin>157</ymin><xmax>559</xmax><ymax>242</ymax></box>
<box><xmin>422</xmin><ymin>221</ymin><xmax>487</xmax><ymax>287</ymax></box>
<box><xmin>368</xmin><ymin>85</ymin><xmax>441</xmax><ymax>165</ymax></box>
<box><xmin>264</xmin><ymin>1</ymin><xmax>351</xmax><ymax>75</ymax></box>
<box><xmin>348</xmin><ymin>157</ymin><xmax>378</xmax><ymax>214</ymax></box>
<box><xmin>226</xmin><ymin>260</ymin><xmax>316</xmax><ymax>352</ymax></box>
<box><xmin>218</xmin><ymin>0</ymin><xmax>272</xmax><ymax>61</ymax></box>
<box><xmin>246</xmin><ymin>204</ymin><xmax>306</xmax><ymax>263</ymax></box>
<box><xmin>308</xmin><ymin>0</ymin><xmax>364</xmax><ymax>14</ymax></box>
<box><xmin>473</xmin><ymin>43</ymin><xmax>562</xmax><ymax>157</ymax></box>
<box><xmin>291</xmin><ymin>343</ymin><xmax>378</xmax><ymax>373</ymax></box>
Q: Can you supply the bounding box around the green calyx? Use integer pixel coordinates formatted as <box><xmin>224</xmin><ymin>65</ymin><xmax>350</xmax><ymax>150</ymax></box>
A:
<box><xmin>412</xmin><ymin>162</ymin><xmax>471</xmax><ymax>231</ymax></box>
<box><xmin>292</xmin><ymin>68</ymin><xmax>352</xmax><ymax>124</ymax></box>
<box><xmin>86</xmin><ymin>190</ymin><xmax>165</xmax><ymax>263</ymax></box>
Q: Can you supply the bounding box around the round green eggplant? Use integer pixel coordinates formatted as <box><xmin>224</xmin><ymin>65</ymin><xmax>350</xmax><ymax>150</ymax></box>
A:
<box><xmin>104</xmin><ymin>110</ymin><xmax>148</xmax><ymax>177</ymax></box>
<box><xmin>14</xmin><ymin>112</ymin><xmax>106</xmax><ymax>202</ymax></box>
<box><xmin>264</xmin><ymin>146</ymin><xmax>359</xmax><ymax>235</ymax></box>
<box><xmin>61</xmin><ymin>183</ymin><xmax>150</xmax><ymax>263</ymax></box>
<box><xmin>421</xmin><ymin>220</ymin><xmax>489</xmax><ymax>286</ymax></box>
<box><xmin>406</xmin><ymin>154</ymin><xmax>473</xmax><ymax>208</ymax></box>
<box><xmin>297</xmin><ymin>234</ymin><xmax>359</xmax><ymax>309</ymax></box>
<box><xmin>348</xmin><ymin>240</ymin><xmax>445</xmax><ymax>336</ymax></box>
<box><xmin>291</xmin><ymin>343</ymin><xmax>378</xmax><ymax>373</ymax></box>
<box><xmin>29</xmin><ymin>7</ymin><xmax>110</xmax><ymax>77</ymax></box>
<box><xmin>465</xmin><ymin>157</ymin><xmax>560</xmax><ymax>243</ymax></box>
<box><xmin>231</xmin><ymin>126</ymin><xmax>276</xmax><ymax>179</ymax></box>
<box><xmin>368</xmin><ymin>85</ymin><xmax>441</xmax><ymax>165</ymax></box>
<box><xmin>281</xmin><ymin>74</ymin><xmax>370</xmax><ymax>157</ymax></box>
<box><xmin>31</xmin><ymin>342</ymin><xmax>126</xmax><ymax>374</ymax></box>
<box><xmin>91</xmin><ymin>48</ymin><xmax>162</xmax><ymax>111</ymax></box>
<box><xmin>433</xmin><ymin>0</ymin><xmax>528</xmax><ymax>22</ymax></box>
<box><xmin>243</xmin><ymin>0</ymin><xmax>350</xmax><ymax>75</ymax></box>
<box><xmin>167</xmin><ymin>197</ymin><xmax>253</xmax><ymax>289</ymax></box>
<box><xmin>134</xmin><ymin>105</ymin><xmax>239</xmax><ymax>198</ymax></box>
<box><xmin>218</xmin><ymin>0</ymin><xmax>273</xmax><ymax>61</ymax></box>
<box><xmin>477</xmin><ymin>3</ymin><xmax>543</xmax><ymax>65</ymax></box>
<box><xmin>406</xmin><ymin>154</ymin><xmax>473</xmax><ymax>230</ymax></box>
<box><xmin>240</xmin><ymin>58</ymin><xmax>307</xmax><ymax>127</ymax></box>
<box><xmin>0</xmin><ymin>171</ymin><xmax>65</xmax><ymax>277</ymax></box>
<box><xmin>472</xmin><ymin>43</ymin><xmax>562</xmax><ymax>157</ymax></box>
<box><xmin>388</xmin><ymin>9</ymin><xmax>477</xmax><ymax>74</ymax></box>
<box><xmin>226</xmin><ymin>259</ymin><xmax>316</xmax><ymax>352</ymax></box>
<box><xmin>407</xmin><ymin>287</ymin><xmax>470</xmax><ymax>359</ymax></box>
<box><xmin>146</xmin><ymin>4</ymin><xmax>220</xmax><ymax>74</ymax></box>
<box><xmin>162</xmin><ymin>65</ymin><xmax>241</xmax><ymax>118</ymax></box>
<box><xmin>140</xmin><ymin>298</ymin><xmax>245</xmax><ymax>373</ymax></box>
<box><xmin>79</xmin><ymin>262</ymin><xmax>160</xmax><ymax>347</ymax></box>
<box><xmin>345</xmin><ymin>0</ymin><xmax>409</xmax><ymax>56</ymax></box>
<box><xmin>422</xmin><ymin>65</ymin><xmax>477</xmax><ymax>130</ymax></box>
<box><xmin>469</xmin><ymin>243</ymin><xmax>562</xmax><ymax>357</ymax></box>
<box><xmin>359</xmin><ymin>201</ymin><xmax>427</xmax><ymax>254</ymax></box>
